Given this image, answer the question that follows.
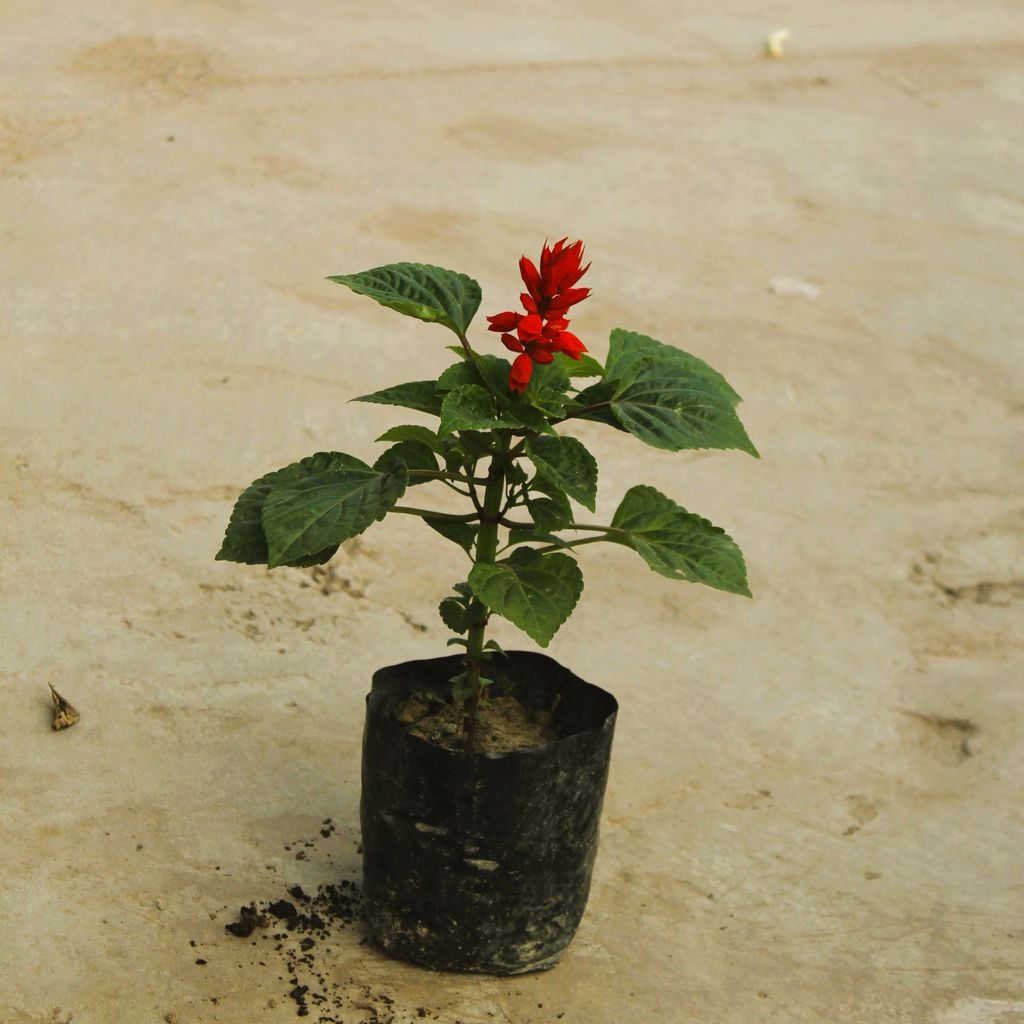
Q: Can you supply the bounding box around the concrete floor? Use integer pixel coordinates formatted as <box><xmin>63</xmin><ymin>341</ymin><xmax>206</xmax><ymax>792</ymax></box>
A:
<box><xmin>2</xmin><ymin>3</ymin><xmax>1022</xmax><ymax>1022</ymax></box>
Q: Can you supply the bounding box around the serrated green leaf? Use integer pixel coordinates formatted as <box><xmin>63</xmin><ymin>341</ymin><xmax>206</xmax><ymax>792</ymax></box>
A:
<box><xmin>525</xmin><ymin>435</ymin><xmax>598</xmax><ymax>512</ymax></box>
<box><xmin>424</xmin><ymin>519</ymin><xmax>477</xmax><ymax>552</ymax></box>
<box><xmin>528</xmin><ymin>358</ymin><xmax>571</xmax><ymax>394</ymax></box>
<box><xmin>261</xmin><ymin>463</ymin><xmax>406</xmax><ymax>569</ymax></box>
<box><xmin>525</xmin><ymin>489</ymin><xmax>573</xmax><ymax>532</ymax></box>
<box><xmin>505</xmin><ymin>462</ymin><xmax>529</xmax><ymax>486</ymax></box>
<box><xmin>471</xmin><ymin>353</ymin><xmax>513</xmax><ymax>399</ymax></box>
<box><xmin>437</xmin><ymin>359</ymin><xmax>483</xmax><ymax>392</ymax></box>
<box><xmin>328</xmin><ymin>262</ymin><xmax>481</xmax><ymax>338</ymax></box>
<box><xmin>439</xmin><ymin>384</ymin><xmax>517</xmax><ymax>436</ymax></box>
<box><xmin>610</xmin><ymin>485</ymin><xmax>750</xmax><ymax>596</ymax></box>
<box><xmin>528</xmin><ymin>387</ymin><xmax>572</xmax><ymax>418</ymax></box>
<box><xmin>611</xmin><ymin>362</ymin><xmax>758</xmax><ymax>456</ymax></box>
<box><xmin>606</xmin><ymin>329</ymin><xmax>742</xmax><ymax>406</ymax></box>
<box><xmin>450</xmin><ymin>673</ymin><xmax>473</xmax><ymax>702</ymax></box>
<box><xmin>439</xmin><ymin>597</ymin><xmax>471</xmax><ymax>633</ymax></box>
<box><xmin>354</xmin><ymin>380</ymin><xmax>443</xmax><ymax>416</ymax></box>
<box><xmin>505</xmin><ymin>401</ymin><xmax>557</xmax><ymax>435</ymax></box>
<box><xmin>217</xmin><ymin>452</ymin><xmax>368</xmax><ymax>566</ymax></box>
<box><xmin>376</xmin><ymin>424</ymin><xmax>444</xmax><ymax>453</ymax></box>
<box><xmin>373</xmin><ymin>440</ymin><xmax>438</xmax><ymax>485</ymax></box>
<box><xmin>559</xmin><ymin>352</ymin><xmax>605</xmax><ymax>378</ymax></box>
<box><xmin>468</xmin><ymin>549</ymin><xmax>583</xmax><ymax>647</ymax></box>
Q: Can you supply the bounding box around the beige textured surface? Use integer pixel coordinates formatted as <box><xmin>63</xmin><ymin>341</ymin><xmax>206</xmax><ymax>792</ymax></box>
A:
<box><xmin>2</xmin><ymin>3</ymin><xmax>1023</xmax><ymax>1022</ymax></box>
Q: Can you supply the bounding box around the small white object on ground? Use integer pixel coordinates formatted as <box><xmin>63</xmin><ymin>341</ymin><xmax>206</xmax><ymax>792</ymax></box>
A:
<box><xmin>769</xmin><ymin>275</ymin><xmax>820</xmax><ymax>299</ymax></box>
<box><xmin>765</xmin><ymin>28</ymin><xmax>791</xmax><ymax>58</ymax></box>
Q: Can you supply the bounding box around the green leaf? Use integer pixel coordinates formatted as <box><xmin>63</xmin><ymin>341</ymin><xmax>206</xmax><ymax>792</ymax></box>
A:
<box><xmin>376</xmin><ymin>424</ymin><xmax>444</xmax><ymax>453</ymax></box>
<box><xmin>437</xmin><ymin>359</ymin><xmax>483</xmax><ymax>392</ymax></box>
<box><xmin>439</xmin><ymin>384</ymin><xmax>517</xmax><ymax>436</ymax></box>
<box><xmin>373</xmin><ymin>440</ymin><xmax>438</xmax><ymax>485</ymax></box>
<box><xmin>470</xmin><ymin>353</ymin><xmax>513</xmax><ymax>399</ymax></box>
<box><xmin>450</xmin><ymin>673</ymin><xmax>473</xmax><ymax>703</ymax></box>
<box><xmin>261</xmin><ymin>462</ymin><xmax>406</xmax><ymax>569</ymax></box>
<box><xmin>505</xmin><ymin>401</ymin><xmax>556</xmax><ymax>435</ymax></box>
<box><xmin>507</xmin><ymin>528</ymin><xmax>571</xmax><ymax>548</ymax></box>
<box><xmin>610</xmin><ymin>485</ymin><xmax>751</xmax><ymax>596</ymax></box>
<box><xmin>525</xmin><ymin>435</ymin><xmax>598</xmax><ymax>512</ymax></box>
<box><xmin>424</xmin><ymin>518</ymin><xmax>477</xmax><ymax>552</ymax></box>
<box><xmin>505</xmin><ymin>462</ymin><xmax>529</xmax><ymax>486</ymax></box>
<box><xmin>610</xmin><ymin>361</ymin><xmax>758</xmax><ymax>456</ymax></box>
<box><xmin>328</xmin><ymin>262</ymin><xmax>481</xmax><ymax>338</ymax></box>
<box><xmin>525</xmin><ymin>489</ymin><xmax>573</xmax><ymax>533</ymax></box>
<box><xmin>520</xmin><ymin>476</ymin><xmax>574</xmax><ymax>534</ymax></box>
<box><xmin>217</xmin><ymin>452</ymin><xmax>368</xmax><ymax>566</ymax></box>
<box><xmin>559</xmin><ymin>352</ymin><xmax>605</xmax><ymax>378</ymax></box>
<box><xmin>354</xmin><ymin>380</ymin><xmax>443</xmax><ymax>417</ymax></box>
<box><xmin>439</xmin><ymin>597</ymin><xmax>472</xmax><ymax>633</ymax></box>
<box><xmin>606</xmin><ymin>329</ymin><xmax>742</xmax><ymax>406</ymax></box>
<box><xmin>468</xmin><ymin>549</ymin><xmax>583</xmax><ymax>647</ymax></box>
<box><xmin>528</xmin><ymin>358</ymin><xmax>571</xmax><ymax>395</ymax></box>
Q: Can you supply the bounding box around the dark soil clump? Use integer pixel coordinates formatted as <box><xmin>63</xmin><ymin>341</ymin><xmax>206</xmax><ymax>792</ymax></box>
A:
<box><xmin>225</xmin><ymin>903</ymin><xmax>267</xmax><ymax>938</ymax></box>
<box><xmin>221</xmin><ymin>871</ymin><xmax>365</xmax><ymax>1021</ymax></box>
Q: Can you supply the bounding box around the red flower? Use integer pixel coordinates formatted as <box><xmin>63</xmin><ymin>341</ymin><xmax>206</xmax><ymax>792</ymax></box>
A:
<box><xmin>486</xmin><ymin>239</ymin><xmax>590</xmax><ymax>394</ymax></box>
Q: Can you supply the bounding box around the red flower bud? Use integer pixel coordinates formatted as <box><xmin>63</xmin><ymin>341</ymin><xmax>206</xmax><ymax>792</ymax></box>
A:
<box><xmin>509</xmin><ymin>353</ymin><xmax>533</xmax><ymax>394</ymax></box>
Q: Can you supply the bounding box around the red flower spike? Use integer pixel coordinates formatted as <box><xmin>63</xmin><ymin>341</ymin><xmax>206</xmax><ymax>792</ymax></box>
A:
<box><xmin>488</xmin><ymin>239</ymin><xmax>591</xmax><ymax>392</ymax></box>
<box><xmin>509</xmin><ymin>353</ymin><xmax>533</xmax><ymax>394</ymax></box>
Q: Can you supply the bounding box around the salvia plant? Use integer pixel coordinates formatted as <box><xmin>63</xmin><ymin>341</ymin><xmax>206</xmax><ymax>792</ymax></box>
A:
<box><xmin>217</xmin><ymin>240</ymin><xmax>758</xmax><ymax>749</ymax></box>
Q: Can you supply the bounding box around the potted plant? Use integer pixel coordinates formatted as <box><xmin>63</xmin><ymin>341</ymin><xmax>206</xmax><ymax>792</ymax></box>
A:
<box><xmin>216</xmin><ymin>239</ymin><xmax>757</xmax><ymax>974</ymax></box>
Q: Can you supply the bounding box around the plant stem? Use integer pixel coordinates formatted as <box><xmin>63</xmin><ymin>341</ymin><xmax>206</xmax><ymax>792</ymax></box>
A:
<box><xmin>390</xmin><ymin>506</ymin><xmax>479</xmax><ymax>522</ymax></box>
<box><xmin>456</xmin><ymin>330</ymin><xmax>476</xmax><ymax>361</ymax></box>
<box><xmin>531</xmin><ymin>535</ymin><xmax>608</xmax><ymax>556</ymax></box>
<box><xmin>548</xmin><ymin>400</ymin><xmax>612</xmax><ymax>427</ymax></box>
<box><xmin>406</xmin><ymin>469</ymin><xmax>490</xmax><ymax>485</ymax></box>
<box><xmin>462</xmin><ymin>435</ymin><xmax>508</xmax><ymax>750</ymax></box>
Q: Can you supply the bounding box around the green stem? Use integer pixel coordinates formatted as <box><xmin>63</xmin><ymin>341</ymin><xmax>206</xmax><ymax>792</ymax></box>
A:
<box><xmin>462</xmin><ymin>435</ymin><xmax>509</xmax><ymax>750</ymax></box>
<box><xmin>391</xmin><ymin>506</ymin><xmax>478</xmax><ymax>523</ymax></box>
<box><xmin>407</xmin><ymin>469</ymin><xmax>489</xmax><ymax>485</ymax></box>
<box><xmin>548</xmin><ymin>401</ymin><xmax>612</xmax><ymax>427</ymax></box>
<box><xmin>566</xmin><ymin>523</ymin><xmax>624</xmax><ymax>535</ymax></box>
<box><xmin>456</xmin><ymin>330</ymin><xmax>476</xmax><ymax>361</ymax></box>
<box><xmin>531</xmin><ymin>536</ymin><xmax>609</xmax><ymax>556</ymax></box>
